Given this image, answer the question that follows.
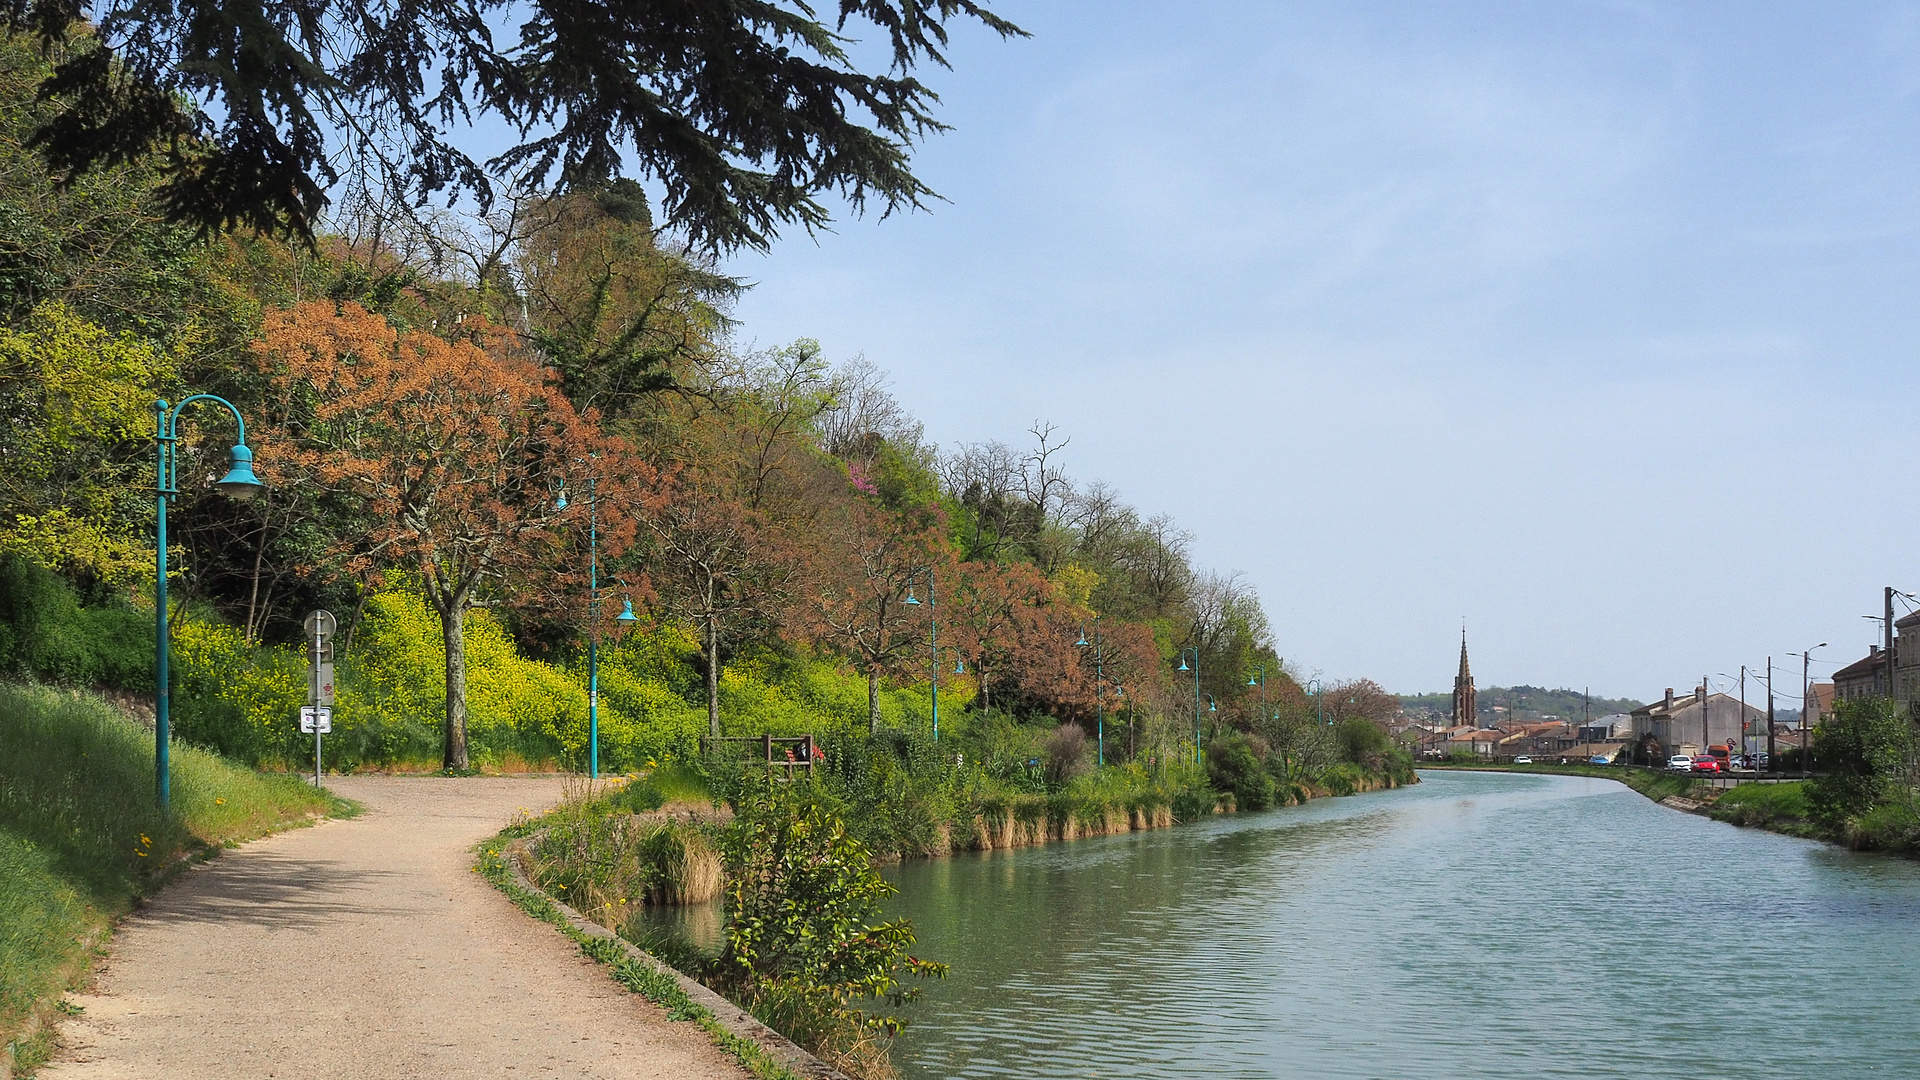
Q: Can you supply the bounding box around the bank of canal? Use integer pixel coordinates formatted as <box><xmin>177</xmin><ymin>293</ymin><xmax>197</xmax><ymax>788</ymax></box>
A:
<box><xmin>880</xmin><ymin>768</ymin><xmax>1920</xmax><ymax>1079</ymax></box>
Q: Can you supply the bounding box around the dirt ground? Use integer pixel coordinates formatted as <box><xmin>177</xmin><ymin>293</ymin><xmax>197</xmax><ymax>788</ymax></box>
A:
<box><xmin>42</xmin><ymin>776</ymin><xmax>749</xmax><ymax>1080</ymax></box>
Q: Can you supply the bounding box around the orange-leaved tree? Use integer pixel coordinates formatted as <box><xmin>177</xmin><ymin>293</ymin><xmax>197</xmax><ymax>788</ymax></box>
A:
<box><xmin>618</xmin><ymin>452</ymin><xmax>799</xmax><ymax>739</ymax></box>
<box><xmin>801</xmin><ymin>495</ymin><xmax>950</xmax><ymax>735</ymax></box>
<box><xmin>944</xmin><ymin>560</ymin><xmax>1052</xmax><ymax>716</ymax></box>
<box><xmin>255</xmin><ymin>302</ymin><xmax>600</xmax><ymax>770</ymax></box>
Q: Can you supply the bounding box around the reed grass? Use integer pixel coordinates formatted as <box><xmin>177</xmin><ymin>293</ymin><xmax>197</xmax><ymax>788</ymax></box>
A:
<box><xmin>532</xmin><ymin>781</ymin><xmax>725</xmax><ymax>923</ymax></box>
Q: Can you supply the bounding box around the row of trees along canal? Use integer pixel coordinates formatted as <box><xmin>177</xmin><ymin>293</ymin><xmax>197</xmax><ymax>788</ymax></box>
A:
<box><xmin>0</xmin><ymin>26</ymin><xmax>1408</xmax><ymax>817</ymax></box>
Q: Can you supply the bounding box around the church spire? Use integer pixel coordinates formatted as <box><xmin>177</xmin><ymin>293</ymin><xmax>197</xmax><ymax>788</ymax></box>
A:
<box><xmin>1452</xmin><ymin>625</ymin><xmax>1477</xmax><ymax>727</ymax></box>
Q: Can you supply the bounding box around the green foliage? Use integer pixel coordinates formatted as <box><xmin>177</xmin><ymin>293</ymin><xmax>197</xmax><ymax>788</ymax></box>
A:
<box><xmin>718</xmin><ymin>784</ymin><xmax>945</xmax><ymax>1064</ymax></box>
<box><xmin>0</xmin><ymin>553</ymin><xmax>149</xmax><ymax>687</ymax></box>
<box><xmin>0</xmin><ymin>683</ymin><xmax>333</xmax><ymax>1045</ymax></box>
<box><xmin>1334</xmin><ymin>718</ymin><xmax>1391</xmax><ymax>768</ymax></box>
<box><xmin>1806</xmin><ymin>698</ymin><xmax>1915</xmax><ymax>827</ymax></box>
<box><xmin>1206</xmin><ymin>733</ymin><xmax>1273</xmax><ymax>811</ymax></box>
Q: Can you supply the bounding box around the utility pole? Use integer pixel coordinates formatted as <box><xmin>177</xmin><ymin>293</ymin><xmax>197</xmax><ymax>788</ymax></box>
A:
<box><xmin>1765</xmin><ymin>657</ymin><xmax>1775</xmax><ymax>776</ymax></box>
<box><xmin>1886</xmin><ymin>586</ymin><xmax>1897</xmax><ymax>699</ymax></box>
<box><xmin>1804</xmin><ymin>649</ymin><xmax>1814</xmax><ymax>781</ymax></box>
<box><xmin>1738</xmin><ymin>666</ymin><xmax>1747</xmax><ymax>760</ymax></box>
<box><xmin>1698</xmin><ymin>677</ymin><xmax>1709</xmax><ymax>756</ymax></box>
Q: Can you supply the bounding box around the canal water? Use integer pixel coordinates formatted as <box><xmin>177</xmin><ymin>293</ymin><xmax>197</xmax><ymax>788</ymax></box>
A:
<box><xmin>879</xmin><ymin>769</ymin><xmax>1920</xmax><ymax>1079</ymax></box>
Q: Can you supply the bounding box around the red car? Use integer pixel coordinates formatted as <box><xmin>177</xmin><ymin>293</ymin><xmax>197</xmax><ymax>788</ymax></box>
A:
<box><xmin>1691</xmin><ymin>756</ymin><xmax>1723</xmax><ymax>774</ymax></box>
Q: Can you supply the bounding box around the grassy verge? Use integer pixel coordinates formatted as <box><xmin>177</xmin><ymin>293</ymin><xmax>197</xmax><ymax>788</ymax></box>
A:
<box><xmin>1420</xmin><ymin>761</ymin><xmax>1716</xmax><ymax>802</ymax></box>
<box><xmin>0</xmin><ymin>683</ymin><xmax>349</xmax><ymax>1073</ymax></box>
<box><xmin>473</xmin><ymin>837</ymin><xmax>804</xmax><ymax>1080</ymax></box>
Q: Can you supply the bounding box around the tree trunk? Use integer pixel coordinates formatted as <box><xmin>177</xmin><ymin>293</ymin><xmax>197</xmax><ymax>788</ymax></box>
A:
<box><xmin>869</xmin><ymin>666</ymin><xmax>881</xmax><ymax>735</ymax></box>
<box><xmin>706</xmin><ymin>615</ymin><xmax>721</xmax><ymax>739</ymax></box>
<box><xmin>441</xmin><ymin>601</ymin><xmax>470</xmax><ymax>772</ymax></box>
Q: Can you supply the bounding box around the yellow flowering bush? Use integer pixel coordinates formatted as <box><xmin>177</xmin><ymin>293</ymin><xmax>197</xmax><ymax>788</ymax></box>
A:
<box><xmin>169</xmin><ymin>618</ymin><xmax>305</xmax><ymax>762</ymax></box>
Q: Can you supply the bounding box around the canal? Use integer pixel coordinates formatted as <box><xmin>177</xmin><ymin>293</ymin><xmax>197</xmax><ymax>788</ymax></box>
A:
<box><xmin>879</xmin><ymin>769</ymin><xmax>1920</xmax><ymax>1079</ymax></box>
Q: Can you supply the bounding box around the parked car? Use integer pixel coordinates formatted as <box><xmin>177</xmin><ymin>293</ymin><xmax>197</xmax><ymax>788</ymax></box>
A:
<box><xmin>1667</xmin><ymin>755</ymin><xmax>1694</xmax><ymax>772</ymax></box>
<box><xmin>1589</xmin><ymin>754</ymin><xmax>1614</xmax><ymax>766</ymax></box>
<box><xmin>1512</xmin><ymin>756</ymin><xmax>1533</xmax><ymax>764</ymax></box>
<box><xmin>1691</xmin><ymin>756</ymin><xmax>1723</xmax><ymax>774</ymax></box>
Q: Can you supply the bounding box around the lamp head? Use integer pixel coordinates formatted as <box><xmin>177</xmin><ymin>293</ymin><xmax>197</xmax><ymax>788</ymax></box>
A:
<box><xmin>1177</xmin><ymin>658</ymin><xmax>1189</xmax><ymax>672</ymax></box>
<box><xmin>904</xmin><ymin>588</ymin><xmax>920</xmax><ymax>605</ymax></box>
<box><xmin>615</xmin><ymin>598</ymin><xmax>638</xmax><ymax>623</ymax></box>
<box><xmin>216</xmin><ymin>444</ymin><xmax>265</xmax><ymax>501</ymax></box>
<box><xmin>1076</xmin><ymin>630</ymin><xmax>1089</xmax><ymax>647</ymax></box>
<box><xmin>954</xmin><ymin>657</ymin><xmax>966</xmax><ymax>674</ymax></box>
<box><xmin>1248</xmin><ymin>674</ymin><xmax>1259</xmax><ymax>686</ymax></box>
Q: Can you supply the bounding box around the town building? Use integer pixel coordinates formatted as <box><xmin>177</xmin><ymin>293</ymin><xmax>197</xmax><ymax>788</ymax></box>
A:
<box><xmin>1833</xmin><ymin>648</ymin><xmax>1893</xmax><ymax>702</ymax></box>
<box><xmin>1577</xmin><ymin>713</ymin><xmax>1633</xmax><ymax>743</ymax></box>
<box><xmin>1630</xmin><ymin>687</ymin><xmax>1767</xmax><ymax>758</ymax></box>
<box><xmin>1804</xmin><ymin>682</ymin><xmax>1835</xmax><ymax>728</ymax></box>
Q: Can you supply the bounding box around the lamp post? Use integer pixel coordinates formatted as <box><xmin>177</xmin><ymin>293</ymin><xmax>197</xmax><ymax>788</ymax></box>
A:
<box><xmin>1077</xmin><ymin>616</ymin><xmax>1106</xmax><ymax>766</ymax></box>
<box><xmin>1798</xmin><ymin>643</ymin><xmax>1825</xmax><ymax>779</ymax></box>
<box><xmin>904</xmin><ymin>568</ymin><xmax>940</xmax><ymax>741</ymax></box>
<box><xmin>154</xmin><ymin>395</ymin><xmax>265</xmax><ymax>809</ymax></box>
<box><xmin>1178</xmin><ymin>647</ymin><xmax>1201</xmax><ymax>763</ymax></box>
<box><xmin>1306</xmin><ymin>678</ymin><xmax>1325</xmax><ymax>728</ymax></box>
<box><xmin>557</xmin><ymin>471</ymin><xmax>630</xmax><ymax>779</ymax></box>
<box><xmin>1248</xmin><ymin>664</ymin><xmax>1267</xmax><ymax>728</ymax></box>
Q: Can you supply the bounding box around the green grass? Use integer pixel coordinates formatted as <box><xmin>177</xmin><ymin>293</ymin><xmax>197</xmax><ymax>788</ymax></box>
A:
<box><xmin>1708</xmin><ymin>781</ymin><xmax>1819</xmax><ymax>837</ymax></box>
<box><xmin>1421</xmin><ymin>760</ymin><xmax>1718</xmax><ymax>801</ymax></box>
<box><xmin>0</xmin><ymin>682</ymin><xmax>344</xmax><ymax>1069</ymax></box>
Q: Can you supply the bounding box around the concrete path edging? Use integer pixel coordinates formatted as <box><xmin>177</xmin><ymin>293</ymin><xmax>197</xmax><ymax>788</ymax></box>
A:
<box><xmin>501</xmin><ymin>841</ymin><xmax>852</xmax><ymax>1080</ymax></box>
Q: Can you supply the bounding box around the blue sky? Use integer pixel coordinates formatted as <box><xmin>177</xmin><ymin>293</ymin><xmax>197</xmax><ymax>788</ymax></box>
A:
<box><xmin>714</xmin><ymin>1</ymin><xmax>1920</xmax><ymax>701</ymax></box>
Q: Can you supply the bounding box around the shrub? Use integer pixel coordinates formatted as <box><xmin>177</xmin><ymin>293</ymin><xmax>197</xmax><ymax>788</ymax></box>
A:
<box><xmin>1041</xmin><ymin>723</ymin><xmax>1090</xmax><ymax>787</ymax></box>
<box><xmin>1335</xmin><ymin>718</ymin><xmax>1391</xmax><ymax>768</ymax></box>
<box><xmin>717</xmin><ymin>784</ymin><xmax>944</xmax><ymax>1079</ymax></box>
<box><xmin>1206</xmin><ymin>733</ymin><xmax>1273</xmax><ymax>810</ymax></box>
<box><xmin>1806</xmin><ymin>698</ymin><xmax>1914</xmax><ymax>827</ymax></box>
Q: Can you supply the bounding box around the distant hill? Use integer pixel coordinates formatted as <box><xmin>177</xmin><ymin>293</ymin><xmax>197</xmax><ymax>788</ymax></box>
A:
<box><xmin>1398</xmin><ymin>685</ymin><xmax>1643</xmax><ymax>726</ymax></box>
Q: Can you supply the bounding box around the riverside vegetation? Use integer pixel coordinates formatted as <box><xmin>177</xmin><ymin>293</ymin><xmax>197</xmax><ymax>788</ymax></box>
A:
<box><xmin>0</xmin><ymin>684</ymin><xmax>343</xmax><ymax>1072</ymax></box>
<box><xmin>516</xmin><ymin>728</ymin><xmax>1415</xmax><ymax>1080</ymax></box>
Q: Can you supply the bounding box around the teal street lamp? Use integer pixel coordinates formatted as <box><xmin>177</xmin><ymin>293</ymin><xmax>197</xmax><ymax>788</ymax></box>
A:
<box><xmin>1248</xmin><ymin>665</ymin><xmax>1267</xmax><ymax>727</ymax></box>
<box><xmin>154</xmin><ymin>395</ymin><xmax>264</xmax><ymax>809</ymax></box>
<box><xmin>1306</xmin><ymin>678</ymin><xmax>1325</xmax><ymax>727</ymax></box>
<box><xmin>1178</xmin><ymin>647</ymin><xmax>1201</xmax><ymax>762</ymax></box>
<box><xmin>1077</xmin><ymin>616</ymin><xmax>1107</xmax><ymax>766</ymax></box>
<box><xmin>904</xmin><ymin>568</ymin><xmax>941</xmax><ymax>741</ymax></box>
<box><xmin>557</xmin><ymin>469</ymin><xmax>613</xmax><ymax>779</ymax></box>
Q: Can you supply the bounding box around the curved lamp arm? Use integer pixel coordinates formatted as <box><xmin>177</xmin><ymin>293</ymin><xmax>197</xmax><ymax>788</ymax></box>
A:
<box><xmin>158</xmin><ymin>394</ymin><xmax>264</xmax><ymax>500</ymax></box>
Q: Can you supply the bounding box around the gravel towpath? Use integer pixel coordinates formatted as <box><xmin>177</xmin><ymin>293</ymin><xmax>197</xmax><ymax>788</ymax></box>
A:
<box><xmin>43</xmin><ymin>776</ymin><xmax>749</xmax><ymax>1080</ymax></box>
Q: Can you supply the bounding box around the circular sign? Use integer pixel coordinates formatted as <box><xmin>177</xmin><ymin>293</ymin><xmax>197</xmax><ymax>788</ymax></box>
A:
<box><xmin>303</xmin><ymin>609</ymin><xmax>337</xmax><ymax>640</ymax></box>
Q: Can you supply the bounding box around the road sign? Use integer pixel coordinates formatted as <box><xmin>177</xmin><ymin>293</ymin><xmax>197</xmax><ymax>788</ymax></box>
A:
<box><xmin>299</xmin><ymin>706</ymin><xmax>333</xmax><ymax>734</ymax></box>
<box><xmin>303</xmin><ymin>609</ymin><xmax>337</xmax><ymax>640</ymax></box>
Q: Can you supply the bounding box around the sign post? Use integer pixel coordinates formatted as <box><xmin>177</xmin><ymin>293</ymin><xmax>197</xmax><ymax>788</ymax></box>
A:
<box><xmin>304</xmin><ymin>610</ymin><xmax>336</xmax><ymax>786</ymax></box>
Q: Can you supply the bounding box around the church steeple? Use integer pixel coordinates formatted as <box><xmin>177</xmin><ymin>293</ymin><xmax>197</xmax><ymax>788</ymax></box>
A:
<box><xmin>1452</xmin><ymin>626</ymin><xmax>1477</xmax><ymax>727</ymax></box>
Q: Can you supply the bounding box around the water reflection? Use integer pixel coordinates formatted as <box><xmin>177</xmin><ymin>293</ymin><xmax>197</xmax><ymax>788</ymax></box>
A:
<box><xmin>880</xmin><ymin>770</ymin><xmax>1920</xmax><ymax>1080</ymax></box>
